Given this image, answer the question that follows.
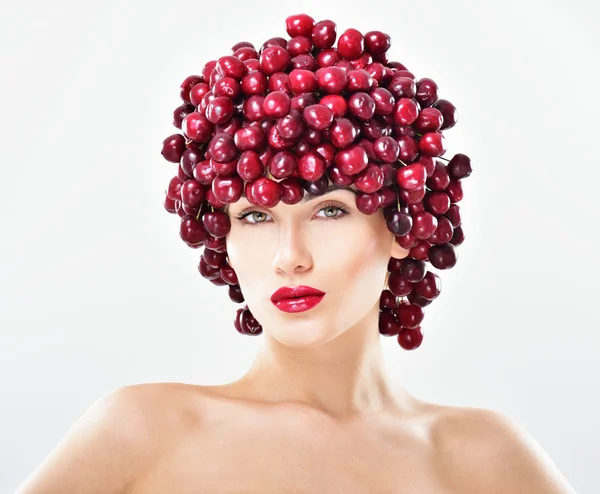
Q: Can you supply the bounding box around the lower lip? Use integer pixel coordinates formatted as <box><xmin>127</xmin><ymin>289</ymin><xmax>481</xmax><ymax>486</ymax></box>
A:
<box><xmin>272</xmin><ymin>295</ymin><xmax>325</xmax><ymax>313</ymax></box>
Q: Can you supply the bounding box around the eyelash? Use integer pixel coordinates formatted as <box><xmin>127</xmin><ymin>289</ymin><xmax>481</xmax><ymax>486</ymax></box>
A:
<box><xmin>234</xmin><ymin>202</ymin><xmax>350</xmax><ymax>227</ymax></box>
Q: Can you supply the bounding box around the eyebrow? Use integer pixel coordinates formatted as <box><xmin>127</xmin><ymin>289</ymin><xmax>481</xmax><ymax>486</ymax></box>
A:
<box><xmin>226</xmin><ymin>183</ymin><xmax>357</xmax><ymax>214</ymax></box>
<box><xmin>300</xmin><ymin>183</ymin><xmax>358</xmax><ymax>204</ymax></box>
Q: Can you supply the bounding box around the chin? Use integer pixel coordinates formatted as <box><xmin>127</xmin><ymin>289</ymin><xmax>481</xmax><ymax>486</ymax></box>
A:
<box><xmin>265</xmin><ymin>320</ymin><xmax>343</xmax><ymax>349</ymax></box>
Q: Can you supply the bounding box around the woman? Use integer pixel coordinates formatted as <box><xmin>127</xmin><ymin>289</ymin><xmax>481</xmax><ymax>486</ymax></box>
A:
<box><xmin>16</xmin><ymin>13</ymin><xmax>576</xmax><ymax>494</ymax></box>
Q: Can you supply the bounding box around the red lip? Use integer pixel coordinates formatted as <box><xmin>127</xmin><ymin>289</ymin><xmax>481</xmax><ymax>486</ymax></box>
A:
<box><xmin>271</xmin><ymin>285</ymin><xmax>326</xmax><ymax>303</ymax></box>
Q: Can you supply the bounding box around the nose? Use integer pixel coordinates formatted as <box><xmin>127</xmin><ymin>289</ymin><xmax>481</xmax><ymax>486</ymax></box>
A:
<box><xmin>272</xmin><ymin>221</ymin><xmax>313</xmax><ymax>276</ymax></box>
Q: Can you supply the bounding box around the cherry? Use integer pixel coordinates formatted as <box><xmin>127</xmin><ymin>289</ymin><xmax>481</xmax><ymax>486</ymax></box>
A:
<box><xmin>260</xmin><ymin>45</ymin><xmax>291</xmax><ymax>74</ymax></box>
<box><xmin>268</xmin><ymin>151</ymin><xmax>296</xmax><ymax>179</ymax></box>
<box><xmin>251</xmin><ymin>177</ymin><xmax>282</xmax><ymax>207</ymax></box>
<box><xmin>396</xmin><ymin>163</ymin><xmax>426</xmax><ymax>190</ymax></box>
<box><xmin>388</xmin><ymin>270</ymin><xmax>413</xmax><ymax>297</ymax></box>
<box><xmin>287</xmin><ymin>36</ymin><xmax>313</xmax><ymax>57</ymax></box>
<box><xmin>319</xmin><ymin>94</ymin><xmax>347</xmax><ymax>117</ymax></box>
<box><xmin>411</xmin><ymin>211</ymin><xmax>438</xmax><ymax>240</ymax></box>
<box><xmin>397</xmin><ymin>327</ymin><xmax>423</xmax><ymax>350</ymax></box>
<box><xmin>180</xmin><ymin>215</ymin><xmax>208</xmax><ymax>246</ymax></box>
<box><xmin>268</xmin><ymin>72</ymin><xmax>291</xmax><ymax>94</ymax></box>
<box><xmin>234</xmin><ymin>126</ymin><xmax>266</xmax><ymax>152</ymax></box>
<box><xmin>373</xmin><ymin>136</ymin><xmax>399</xmax><ymax>163</ymax></box>
<box><xmin>263</xmin><ymin>91</ymin><xmax>292</xmax><ymax>118</ymax></box>
<box><xmin>348</xmin><ymin>92</ymin><xmax>376</xmax><ymax>120</ymax></box>
<box><xmin>316</xmin><ymin>48</ymin><xmax>341</xmax><ymax>67</ymax></box>
<box><xmin>303</xmin><ymin>104</ymin><xmax>334</xmax><ymax>130</ymax></box>
<box><xmin>426</xmin><ymin>160</ymin><xmax>451</xmax><ymax>191</ymax></box>
<box><xmin>229</xmin><ymin>285</ymin><xmax>245</xmax><ymax>304</ymax></box>
<box><xmin>370</xmin><ymin>87</ymin><xmax>395</xmax><ymax>115</ymax></box>
<box><xmin>396</xmin><ymin>303</ymin><xmax>424</xmax><ymax>329</ymax></box>
<box><xmin>337</xmin><ymin>28</ymin><xmax>364</xmax><ymax>59</ymax></box>
<box><xmin>285</xmin><ymin>13</ymin><xmax>315</xmax><ymax>37</ymax></box>
<box><xmin>327</xmin><ymin>165</ymin><xmax>354</xmax><ymax>188</ymax></box>
<box><xmin>433</xmin><ymin>98</ymin><xmax>458</xmax><ymax>130</ymax></box>
<box><xmin>296</xmin><ymin>152</ymin><xmax>326</xmax><ymax>181</ymax></box>
<box><xmin>181</xmin><ymin>179</ymin><xmax>206</xmax><ymax>209</ymax></box>
<box><xmin>329</xmin><ymin>118</ymin><xmax>357</xmax><ymax>148</ymax></box>
<box><xmin>379</xmin><ymin>310</ymin><xmax>401</xmax><ymax>336</ymax></box>
<box><xmin>355</xmin><ymin>192</ymin><xmax>381</xmax><ymax>215</ymax></box>
<box><xmin>428</xmin><ymin>217</ymin><xmax>454</xmax><ymax>245</ymax></box>
<box><xmin>311</xmin><ymin>20</ymin><xmax>337</xmax><ymax>49</ymax></box>
<box><xmin>394</xmin><ymin>98</ymin><xmax>419</xmax><ymax>125</ymax></box>
<box><xmin>354</xmin><ymin>164</ymin><xmax>384</xmax><ymax>193</ymax></box>
<box><xmin>419</xmin><ymin>131</ymin><xmax>447</xmax><ymax>157</ymax></box>
<box><xmin>161</xmin><ymin>134</ymin><xmax>186</xmax><ymax>163</ymax></box>
<box><xmin>429</xmin><ymin>243</ymin><xmax>457</xmax><ymax>269</ymax></box>
<box><xmin>212</xmin><ymin>176</ymin><xmax>243</xmax><ymax>203</ymax></box>
<box><xmin>172</xmin><ymin>103</ymin><xmax>195</xmax><ymax>129</ymax></box>
<box><xmin>414</xmin><ymin>271</ymin><xmax>441</xmax><ymax>300</ymax></box>
<box><xmin>241</xmin><ymin>70</ymin><xmax>268</xmax><ymax>95</ymax></box>
<box><xmin>289</xmin><ymin>69</ymin><xmax>318</xmax><ymax>94</ymax></box>
<box><xmin>448</xmin><ymin>153</ymin><xmax>472</xmax><ymax>179</ymax></box>
<box><xmin>182</xmin><ymin>112</ymin><xmax>214</xmax><ymax>142</ymax></box>
<box><xmin>317</xmin><ymin>66</ymin><xmax>347</xmax><ymax>94</ymax></box>
<box><xmin>380</xmin><ymin>289</ymin><xmax>397</xmax><ymax>310</ymax></box>
<box><xmin>334</xmin><ymin>144</ymin><xmax>368</xmax><ymax>175</ymax></box>
<box><xmin>202</xmin><ymin>211</ymin><xmax>231</xmax><ymax>238</ymax></box>
<box><xmin>416</xmin><ymin>78</ymin><xmax>438</xmax><ymax>108</ymax></box>
<box><xmin>236</xmin><ymin>150</ymin><xmax>264</xmax><ymax>181</ymax></box>
<box><xmin>180</xmin><ymin>75</ymin><xmax>203</xmax><ymax>104</ymax></box>
<box><xmin>364</xmin><ymin>31</ymin><xmax>391</xmax><ymax>55</ymax></box>
<box><xmin>279</xmin><ymin>177</ymin><xmax>304</xmax><ymax>204</ymax></box>
<box><xmin>346</xmin><ymin>69</ymin><xmax>374</xmax><ymax>92</ymax></box>
<box><xmin>385</xmin><ymin>210</ymin><xmax>412</xmax><ymax>236</ymax></box>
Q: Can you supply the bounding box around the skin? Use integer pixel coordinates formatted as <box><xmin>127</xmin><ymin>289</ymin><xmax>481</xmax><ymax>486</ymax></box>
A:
<box><xmin>15</xmin><ymin>186</ymin><xmax>577</xmax><ymax>493</ymax></box>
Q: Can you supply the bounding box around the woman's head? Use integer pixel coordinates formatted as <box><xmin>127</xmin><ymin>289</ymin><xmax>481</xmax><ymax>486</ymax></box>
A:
<box><xmin>223</xmin><ymin>183</ymin><xmax>410</xmax><ymax>347</ymax></box>
<box><xmin>159</xmin><ymin>13</ymin><xmax>473</xmax><ymax>351</ymax></box>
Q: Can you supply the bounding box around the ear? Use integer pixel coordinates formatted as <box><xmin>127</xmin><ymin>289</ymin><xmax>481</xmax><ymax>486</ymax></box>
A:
<box><xmin>390</xmin><ymin>237</ymin><xmax>411</xmax><ymax>260</ymax></box>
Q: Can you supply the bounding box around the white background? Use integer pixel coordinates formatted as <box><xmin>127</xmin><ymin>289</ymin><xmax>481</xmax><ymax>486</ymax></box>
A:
<box><xmin>1</xmin><ymin>0</ymin><xmax>598</xmax><ymax>492</ymax></box>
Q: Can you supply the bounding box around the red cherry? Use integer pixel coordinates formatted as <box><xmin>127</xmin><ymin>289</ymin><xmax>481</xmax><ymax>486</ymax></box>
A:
<box><xmin>419</xmin><ymin>132</ymin><xmax>447</xmax><ymax>157</ymax></box>
<box><xmin>364</xmin><ymin>31</ymin><xmax>391</xmax><ymax>55</ymax></box>
<box><xmin>285</xmin><ymin>13</ymin><xmax>315</xmax><ymax>37</ymax></box>
<box><xmin>396</xmin><ymin>303</ymin><xmax>424</xmax><ymax>329</ymax></box>
<box><xmin>212</xmin><ymin>176</ymin><xmax>244</xmax><ymax>204</ymax></box>
<box><xmin>289</xmin><ymin>69</ymin><xmax>318</xmax><ymax>94</ymax></box>
<box><xmin>260</xmin><ymin>45</ymin><xmax>291</xmax><ymax>75</ymax></box>
<box><xmin>270</xmin><ymin>151</ymin><xmax>298</xmax><ymax>179</ymax></box>
<box><xmin>448</xmin><ymin>153</ymin><xmax>472</xmax><ymax>179</ymax></box>
<box><xmin>337</xmin><ymin>28</ymin><xmax>364</xmax><ymax>59</ymax></box>
<box><xmin>397</xmin><ymin>327</ymin><xmax>423</xmax><ymax>350</ymax></box>
<box><xmin>303</xmin><ymin>104</ymin><xmax>334</xmax><ymax>130</ymax></box>
<box><xmin>414</xmin><ymin>271</ymin><xmax>441</xmax><ymax>300</ymax></box>
<box><xmin>263</xmin><ymin>91</ymin><xmax>292</xmax><ymax>118</ymax></box>
<box><xmin>394</xmin><ymin>98</ymin><xmax>419</xmax><ymax>125</ymax></box>
<box><xmin>354</xmin><ymin>164</ymin><xmax>384</xmax><ymax>193</ymax></box>
<box><xmin>279</xmin><ymin>177</ymin><xmax>304</xmax><ymax>204</ymax></box>
<box><xmin>355</xmin><ymin>192</ymin><xmax>381</xmax><ymax>215</ymax></box>
<box><xmin>180</xmin><ymin>179</ymin><xmax>206</xmax><ymax>209</ymax></box>
<box><xmin>411</xmin><ymin>211</ymin><xmax>438</xmax><ymax>240</ymax></box>
<box><xmin>251</xmin><ymin>177</ymin><xmax>282</xmax><ymax>207</ymax></box>
<box><xmin>396</xmin><ymin>163</ymin><xmax>426</xmax><ymax>190</ymax></box>
<box><xmin>388</xmin><ymin>270</ymin><xmax>413</xmax><ymax>297</ymax></box>
<box><xmin>180</xmin><ymin>214</ymin><xmax>208</xmax><ymax>246</ymax></box>
<box><xmin>311</xmin><ymin>20</ymin><xmax>337</xmax><ymax>49</ymax></box>
<box><xmin>329</xmin><ymin>118</ymin><xmax>358</xmax><ymax>148</ymax></box>
<box><xmin>379</xmin><ymin>310</ymin><xmax>401</xmax><ymax>336</ymax></box>
<box><xmin>202</xmin><ymin>211</ymin><xmax>231</xmax><ymax>238</ymax></box>
<box><xmin>240</xmin><ymin>70</ymin><xmax>268</xmax><ymax>95</ymax></box>
<box><xmin>317</xmin><ymin>66</ymin><xmax>347</xmax><ymax>94</ymax></box>
<box><xmin>334</xmin><ymin>144</ymin><xmax>368</xmax><ymax>175</ymax></box>
<box><xmin>161</xmin><ymin>134</ymin><xmax>186</xmax><ymax>163</ymax></box>
<box><xmin>268</xmin><ymin>72</ymin><xmax>291</xmax><ymax>94</ymax></box>
<box><xmin>416</xmin><ymin>78</ymin><xmax>439</xmax><ymax>108</ymax></box>
<box><xmin>433</xmin><ymin>98</ymin><xmax>458</xmax><ymax>130</ymax></box>
<box><xmin>297</xmin><ymin>152</ymin><xmax>326</xmax><ymax>181</ymax></box>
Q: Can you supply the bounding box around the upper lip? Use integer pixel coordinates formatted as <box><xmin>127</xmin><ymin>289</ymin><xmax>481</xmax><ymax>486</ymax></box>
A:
<box><xmin>270</xmin><ymin>285</ymin><xmax>326</xmax><ymax>303</ymax></box>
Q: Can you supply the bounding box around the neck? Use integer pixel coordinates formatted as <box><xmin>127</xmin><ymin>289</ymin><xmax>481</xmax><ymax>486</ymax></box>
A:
<box><xmin>235</xmin><ymin>303</ymin><xmax>413</xmax><ymax>421</ymax></box>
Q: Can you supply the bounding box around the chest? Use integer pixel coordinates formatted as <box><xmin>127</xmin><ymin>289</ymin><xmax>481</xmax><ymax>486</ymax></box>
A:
<box><xmin>131</xmin><ymin>412</ymin><xmax>454</xmax><ymax>494</ymax></box>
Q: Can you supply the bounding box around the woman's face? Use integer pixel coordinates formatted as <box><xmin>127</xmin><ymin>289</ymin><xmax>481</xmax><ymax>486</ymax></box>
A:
<box><xmin>224</xmin><ymin>185</ymin><xmax>409</xmax><ymax>347</ymax></box>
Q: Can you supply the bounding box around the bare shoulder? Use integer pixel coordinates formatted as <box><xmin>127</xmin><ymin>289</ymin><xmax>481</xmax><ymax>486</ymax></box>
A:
<box><xmin>15</xmin><ymin>382</ymin><xmax>191</xmax><ymax>494</ymax></box>
<box><xmin>432</xmin><ymin>405</ymin><xmax>576</xmax><ymax>494</ymax></box>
